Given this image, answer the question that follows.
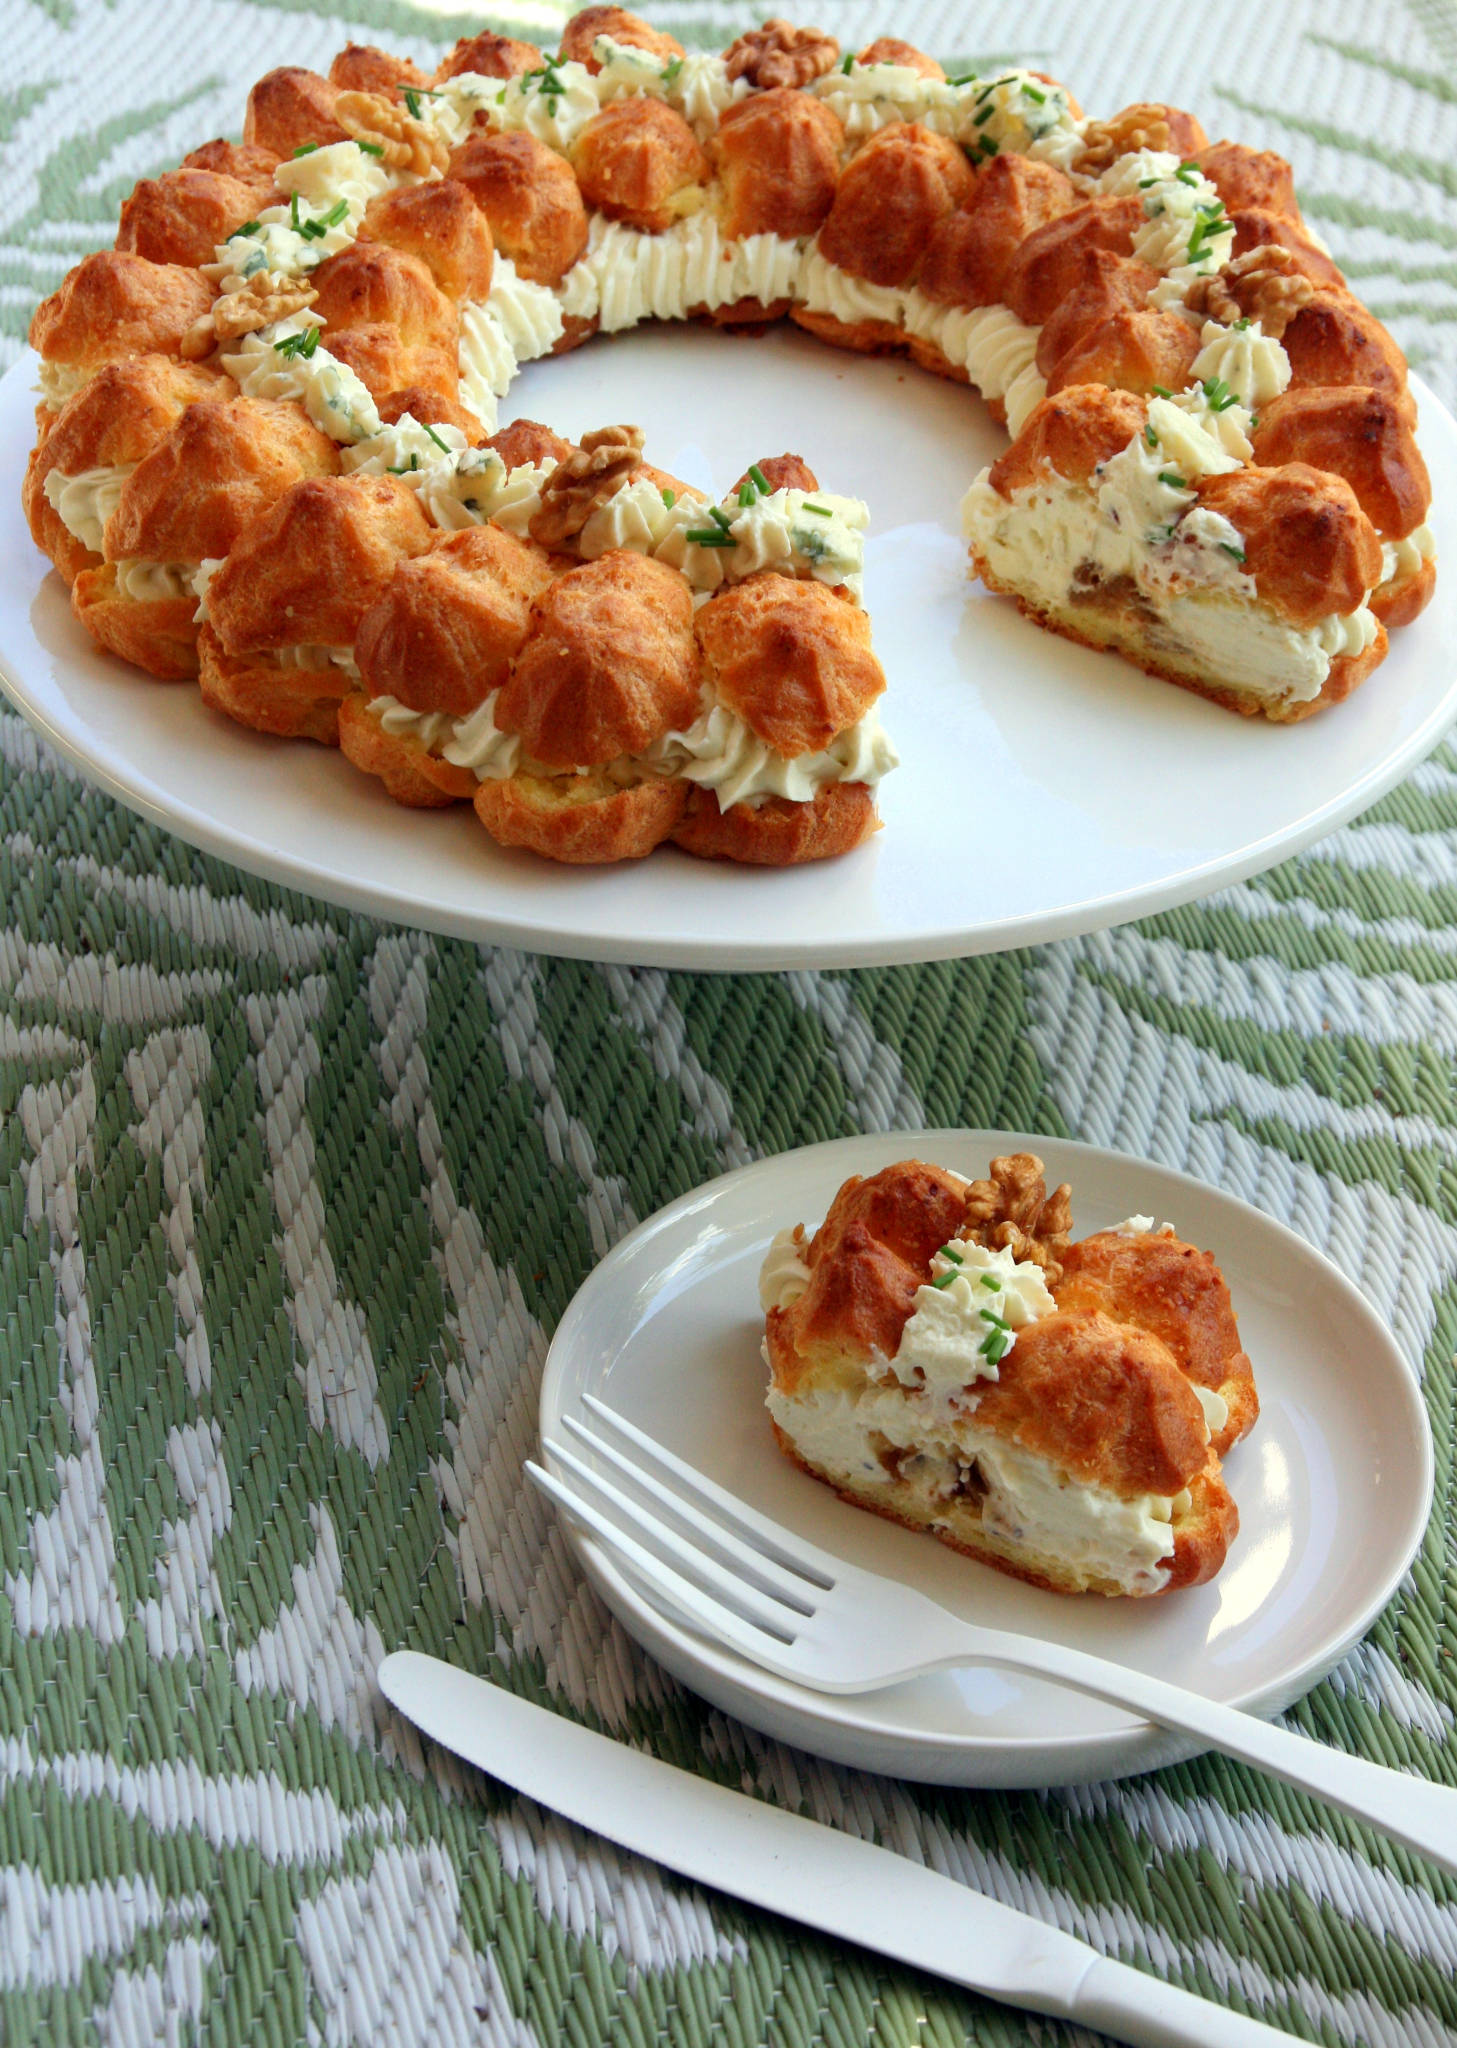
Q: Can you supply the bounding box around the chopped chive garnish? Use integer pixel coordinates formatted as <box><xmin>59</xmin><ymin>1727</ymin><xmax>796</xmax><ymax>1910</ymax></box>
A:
<box><xmin>939</xmin><ymin>1245</ymin><xmax>964</xmax><ymax>1264</ymax></box>
<box><xmin>974</xmin><ymin>103</ymin><xmax>995</xmax><ymax>125</ymax></box>
<box><xmin>802</xmin><ymin>503</ymin><xmax>832</xmax><ymax>517</ymax></box>
<box><xmin>292</xmin><ymin>142</ymin><xmax>319</xmax><ymax>157</ymax></box>
<box><xmin>841</xmin><ymin>50</ymin><xmax>854</xmax><ymax>72</ymax></box>
<box><xmin>738</xmin><ymin>481</ymin><xmax>757</xmax><ymax>507</ymax></box>
<box><xmin>356</xmin><ymin>139</ymin><xmax>384</xmax><ymax>157</ymax></box>
<box><xmin>1233</xmin><ymin>315</ymin><xmax>1251</xmax><ymax>331</ymax></box>
<box><xmin>1175</xmin><ymin>159</ymin><xmax>1199</xmax><ymax>185</ymax></box>
<box><xmin>1201</xmin><ymin>376</ymin><xmax>1237</xmax><ymax>412</ymax></box>
<box><xmin>1021</xmin><ymin>80</ymin><xmax>1046</xmax><ymax>102</ymax></box>
<box><xmin>981</xmin><ymin>1309</ymin><xmax>1012</xmax><ymax>1331</ymax></box>
<box><xmin>747</xmin><ymin>462</ymin><xmax>770</xmax><ymax>494</ymax></box>
<box><xmin>404</xmin><ymin>87</ymin><xmax>422</xmax><ymax>119</ymax></box>
<box><xmin>684</xmin><ymin>528</ymin><xmax>736</xmax><ymax>547</ymax></box>
<box><xmin>1144</xmin><ymin>423</ymin><xmax>1158</xmax><ymax>447</ymax></box>
<box><xmin>388</xmin><ymin>454</ymin><xmax>422</xmax><ymax>473</ymax></box>
<box><xmin>977</xmin><ymin>1272</ymin><xmax>1001</xmax><ymax>1290</ymax></box>
<box><xmin>978</xmin><ymin>134</ymin><xmax>998</xmax><ymax>156</ymax></box>
<box><xmin>661</xmin><ymin>487</ymin><xmax>675</xmax><ymax>508</ymax></box>
<box><xmin>1151</xmin><ymin>384</ymin><xmax>1172</xmax><ymax>398</ymax></box>
<box><xmin>708</xmin><ymin>503</ymin><xmax>733</xmax><ymax>531</ymax></box>
<box><xmin>229</xmin><ymin>220</ymin><xmax>261</xmax><ymax>239</ymax></box>
<box><xmin>273</xmin><ymin>326</ymin><xmax>321</xmax><ymax>359</ymax></box>
<box><xmin>932</xmin><ymin>1269</ymin><xmax>958</xmax><ymax>1289</ymax></box>
<box><xmin>662</xmin><ymin>55</ymin><xmax>683</xmax><ymax>84</ymax></box>
<box><xmin>423</xmin><ymin>423</ymin><xmax>449</xmax><ymax>451</ymax></box>
<box><xmin>1158</xmin><ymin>472</ymin><xmax>1189</xmax><ymax>489</ymax></box>
<box><xmin>290</xmin><ymin>192</ymin><xmax>301</xmax><ymax>232</ymax></box>
<box><xmin>1218</xmin><ymin>541</ymin><xmax>1246</xmax><ymax>562</ymax></box>
<box><xmin>1138</xmin><ymin>175</ymin><xmax>1159</xmax><ymax>189</ymax></box>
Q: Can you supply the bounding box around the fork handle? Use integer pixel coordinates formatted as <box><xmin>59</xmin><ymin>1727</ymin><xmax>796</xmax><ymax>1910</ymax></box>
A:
<box><xmin>967</xmin><ymin>1627</ymin><xmax>1457</xmax><ymax>1877</ymax></box>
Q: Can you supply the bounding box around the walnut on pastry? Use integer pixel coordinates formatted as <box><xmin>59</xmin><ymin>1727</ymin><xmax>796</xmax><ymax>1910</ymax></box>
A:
<box><xmin>723</xmin><ymin>19</ymin><xmax>839</xmax><ymax>89</ymax></box>
<box><xmin>71</xmin><ymin>563</ymin><xmax>204</xmax><ymax>681</ymax></box>
<box><xmin>435</xmin><ymin>31</ymin><xmax>542</xmax><ymax>81</ymax></box>
<box><xmin>1075</xmin><ymin>102</ymin><xmax>1209</xmax><ymax>175</ymax></box>
<box><xmin>816</xmin><ymin>123</ymin><xmax>975</xmax><ymax>290</ymax></box>
<box><xmin>180</xmin><ymin>138</ymin><xmax>280</xmax><ymax>196</ymax></box>
<box><xmin>243</xmin><ymin>67</ymin><xmax>346</xmax><ymax>157</ymax></box>
<box><xmin>360</xmin><ymin>180</ymin><xmax>495</xmax><ymax>302</ymax></box>
<box><xmin>1181</xmin><ymin>244</ymin><xmax>1317</xmax><ymax>342</ymax></box>
<box><xmin>29</xmin><ymin>252</ymin><xmax>214</xmax><ymax>398</ymax></box>
<box><xmin>1226</xmin><ymin>207</ymin><xmax>1345</xmax><ymax>293</ymax></box>
<box><xmin>1195</xmin><ymin>463</ymin><xmax>1383</xmax><ymax>629</ymax></box>
<box><xmin>206</xmin><ymin>474</ymin><xmax>432</xmax><ymax>657</ymax></box>
<box><xmin>560</xmin><ymin>5</ymin><xmax>684</xmax><ymax>71</ymax></box>
<box><xmin>1056</xmin><ymin>1230</ymin><xmax>1258</xmax><ymax>1457</ymax></box>
<box><xmin>102</xmin><ymin>395</ymin><xmax>339</xmax><ymax>566</ymax></box>
<box><xmin>762</xmin><ymin>1159</ymin><xmax>1239</xmax><ymax>1596</ymax></box>
<box><xmin>708</xmin><ymin>89</ymin><xmax>844</xmax><ymax>246</ymax></box>
<box><xmin>1000</xmin><ymin>197</ymin><xmax>1143</xmax><ymax>325</ymax></box>
<box><xmin>1192</xmin><ymin>141</ymin><xmax>1302</xmax><ymax>222</ymax></box>
<box><xmin>572</xmin><ymin>99</ymin><xmax>709</xmax><ymax>233</ymax></box>
<box><xmin>529</xmin><ymin>424</ymin><xmax>645</xmax><ymax>548</ymax></box>
<box><xmin>327</xmin><ymin>43</ymin><xmax>428</xmax><ymax>95</ymax></box>
<box><xmin>475</xmin><ymin>771</ymin><xmax>688</xmax><ymax>862</ymax></box>
<box><xmin>918</xmin><ymin>156</ymin><xmax>1079</xmax><ymax>314</ymax></box>
<box><xmin>116</xmin><ymin>169</ymin><xmax>263</xmax><ymax>268</ymax></box>
<box><xmin>496</xmin><ymin>549</ymin><xmax>701</xmax><ymax>766</ymax></box>
<box><xmin>671</xmin><ymin>780</ymin><xmax>879</xmax><ymax>864</ymax></box>
<box><xmin>960</xmin><ymin>1152</ymin><xmax>1072</xmax><ymax>1280</ymax></box>
<box><xmin>24</xmin><ymin>355</ymin><xmax>226</xmax><ymax>584</ymax></box>
<box><xmin>694</xmin><ymin>574</ymin><xmax>884</xmax><ymax>757</ymax></box>
<box><xmin>447</xmin><ymin>130</ymin><xmax>588</xmax><ymax>285</ymax></box>
<box><xmin>355</xmin><ymin>524</ymin><xmax>555</xmax><ymax>718</ymax></box>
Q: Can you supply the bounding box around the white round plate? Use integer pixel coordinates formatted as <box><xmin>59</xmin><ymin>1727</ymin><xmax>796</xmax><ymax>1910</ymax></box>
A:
<box><xmin>4</xmin><ymin>342</ymin><xmax>1456</xmax><ymax>970</ymax></box>
<box><xmin>539</xmin><ymin>1129</ymin><xmax>1433</xmax><ymax>1787</ymax></box>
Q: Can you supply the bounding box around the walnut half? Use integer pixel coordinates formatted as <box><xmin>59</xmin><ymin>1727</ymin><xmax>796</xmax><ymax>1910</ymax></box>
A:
<box><xmin>1183</xmin><ymin>244</ymin><xmax>1315</xmax><ymax>340</ymax></box>
<box><xmin>335</xmin><ymin>88</ymin><xmax>448</xmax><ymax>178</ymax></box>
<box><xmin>529</xmin><ymin>424</ymin><xmax>646</xmax><ymax>548</ymax></box>
<box><xmin>181</xmin><ymin>277</ymin><xmax>319</xmax><ymax>357</ymax></box>
<box><xmin>723</xmin><ymin>19</ymin><xmax>840</xmax><ymax>90</ymax></box>
<box><xmin>1076</xmin><ymin>106</ymin><xmax>1173</xmax><ymax>176</ymax></box>
<box><xmin>960</xmin><ymin>1153</ymin><xmax>1072</xmax><ymax>1283</ymax></box>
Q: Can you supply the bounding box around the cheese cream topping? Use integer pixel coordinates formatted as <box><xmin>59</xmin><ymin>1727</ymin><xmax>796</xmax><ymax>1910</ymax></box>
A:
<box><xmin>759</xmin><ymin>1226</ymin><xmax>812</xmax><ymax>1312</ymax></box>
<box><xmin>1189</xmin><ymin>319</ymin><xmax>1291</xmax><ymax>410</ymax></box>
<box><xmin>560</xmin><ymin>213</ymin><xmax>804</xmax><ymax>331</ymax></box>
<box><xmin>1098</xmin><ymin>149</ymin><xmax>1233</xmax><ymax>291</ymax></box>
<box><xmin>368</xmin><ymin>691</ymin><xmax>522</xmax><ymax>779</ymax></box>
<box><xmin>647</xmin><ymin>695</ymin><xmax>897</xmax><ymax>808</ymax></box>
<box><xmin>42</xmin><ymin>462</ymin><xmax>134</xmax><ymax>555</ymax></box>
<box><xmin>889</xmin><ymin>1240</ymin><xmax>1055</xmax><ymax>1396</ymax></box>
<box><xmin>810</xmin><ymin>63</ymin><xmax>1082</xmax><ymax>166</ymax></box>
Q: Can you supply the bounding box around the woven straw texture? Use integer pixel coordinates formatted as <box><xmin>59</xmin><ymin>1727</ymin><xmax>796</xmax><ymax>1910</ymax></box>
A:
<box><xmin>5</xmin><ymin>1</ymin><xmax>1457</xmax><ymax>2041</ymax></box>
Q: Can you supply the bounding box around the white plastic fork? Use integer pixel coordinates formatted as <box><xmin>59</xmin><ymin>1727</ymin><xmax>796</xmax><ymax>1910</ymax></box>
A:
<box><xmin>527</xmin><ymin>1398</ymin><xmax>1457</xmax><ymax>1877</ymax></box>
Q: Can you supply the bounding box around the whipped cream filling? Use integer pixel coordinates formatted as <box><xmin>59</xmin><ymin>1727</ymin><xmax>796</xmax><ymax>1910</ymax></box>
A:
<box><xmin>205</xmin><ymin>140</ymin><xmax>393</xmax><ymax>299</ymax></box>
<box><xmin>647</xmin><ymin>694</ymin><xmax>897</xmax><ymax>809</ymax></box>
<box><xmin>271</xmin><ymin>643</ymin><xmax>360</xmax><ymax>676</ymax></box>
<box><xmin>366</xmin><ymin>691</ymin><xmax>521</xmax><ymax>778</ymax></box>
<box><xmin>901</xmin><ymin>294</ymin><xmax>1047</xmax><ymax>432</ymax></box>
<box><xmin>559</xmin><ymin>213</ymin><xmax>805</xmax><ymax>331</ymax></box>
<box><xmin>810</xmin><ymin>63</ymin><xmax>1083</xmax><ymax>166</ymax></box>
<box><xmin>1098</xmin><ymin>148</ymin><xmax>1233</xmax><ymax>289</ymax></box>
<box><xmin>759</xmin><ymin>1226</ymin><xmax>811</xmax><ymax>1312</ymax></box>
<box><xmin>36</xmin><ymin>359</ymin><xmax>94</xmax><ymax>408</ymax></box>
<box><xmin>889</xmin><ymin>1241</ymin><xmax>1054</xmax><ymax>1394</ymax></box>
<box><xmin>110</xmin><ymin>558</ymin><xmax>194</xmax><ymax>602</ymax></box>
<box><xmin>221</xmin><ymin>318</ymin><xmax>382</xmax><ymax>442</ymax></box>
<box><xmin>42</xmin><ymin>461</ymin><xmax>134</xmax><ymax>555</ymax></box>
<box><xmin>575</xmin><ymin>474</ymin><xmax>869</xmax><ymax>600</ymax></box>
<box><xmin>457</xmin><ymin>257</ymin><xmax>565</xmax><ymax>427</ymax></box>
<box><xmin>1381</xmin><ymin>521</ymin><xmax>1437</xmax><ymax>584</ymax></box>
<box><xmin>1189</xmin><ymin>319</ymin><xmax>1291</xmax><ymax>410</ymax></box>
<box><xmin>765</xmin><ymin>1380</ymin><xmax>1179</xmax><ymax>1596</ymax></box>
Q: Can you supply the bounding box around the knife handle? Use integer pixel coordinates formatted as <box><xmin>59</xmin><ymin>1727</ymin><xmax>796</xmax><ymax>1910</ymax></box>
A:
<box><xmin>1068</xmin><ymin>1957</ymin><xmax>1297</xmax><ymax>2048</ymax></box>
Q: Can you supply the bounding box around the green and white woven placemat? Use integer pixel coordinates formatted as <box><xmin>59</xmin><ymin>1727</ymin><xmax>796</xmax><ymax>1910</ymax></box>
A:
<box><xmin>4</xmin><ymin>2</ymin><xmax>1457</xmax><ymax>2041</ymax></box>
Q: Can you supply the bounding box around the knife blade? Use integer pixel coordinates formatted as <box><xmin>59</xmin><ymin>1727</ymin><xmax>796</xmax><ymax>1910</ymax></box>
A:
<box><xmin>378</xmin><ymin>1651</ymin><xmax>1295</xmax><ymax>2048</ymax></box>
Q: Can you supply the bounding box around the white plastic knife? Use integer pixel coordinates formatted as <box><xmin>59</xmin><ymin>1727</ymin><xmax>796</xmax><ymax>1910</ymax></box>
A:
<box><xmin>379</xmin><ymin>1651</ymin><xmax>1298</xmax><ymax>2048</ymax></box>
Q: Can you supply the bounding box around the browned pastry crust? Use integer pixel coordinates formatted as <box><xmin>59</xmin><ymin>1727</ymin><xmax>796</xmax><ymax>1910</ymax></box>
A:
<box><xmin>498</xmin><ymin>549</ymin><xmax>700</xmax><ymax>764</ymax></box>
<box><xmin>732</xmin><ymin>453</ymin><xmax>818</xmax><ymax>494</ymax></box>
<box><xmin>723</xmin><ymin>19</ymin><xmax>838</xmax><ymax>89</ymax></box>
<box><xmin>561</xmin><ymin>5</ymin><xmax>684</xmax><ymax>69</ymax></box>
<box><xmin>116</xmin><ymin>170</ymin><xmax>262</xmax><ymax>268</ymax></box>
<box><xmin>489</xmin><ymin>418</ymin><xmax>576</xmax><ymax>469</ymax></box>
<box><xmin>197</xmin><ymin>624</ymin><xmax>351</xmax><ymax>742</ymax></box>
<box><xmin>355</xmin><ymin>523</ymin><xmax>555</xmax><ymax>714</ymax></box>
<box><xmin>328</xmin><ymin>43</ymin><xmax>429</xmax><ymax>95</ymax></box>
<box><xmin>206</xmin><ymin>475</ymin><xmax>433</xmax><ymax>654</ymax></box>
<box><xmin>1034</xmin><ymin>247</ymin><xmax>1158</xmax><ymax>375</ymax></box>
<box><xmin>29</xmin><ymin>252</ymin><xmax>213</xmax><ymax>382</ymax></box>
<box><xmin>23</xmin><ymin>355</ymin><xmax>227</xmax><ymax>583</ymax></box>
<box><xmin>326</xmin><ymin>328</ymin><xmax>459</xmax><ymax>406</ymax></box>
<box><xmin>695</xmin><ymin>574</ymin><xmax>884</xmax><ymax>755</ymax></box>
<box><xmin>919</xmin><ymin>156</ymin><xmax>1079</xmax><ymax>312</ymax></box>
<box><xmin>817</xmin><ymin>123</ymin><xmax>975</xmax><ymax>289</ymax></box>
<box><xmin>1056</xmin><ymin>1230</ymin><xmax>1259</xmax><ymax>1456</ymax></box>
<box><xmin>71</xmin><ymin>563</ymin><xmax>202</xmax><ymax>680</ymax></box>
<box><xmin>475</xmin><ymin>770</ymin><xmax>688</xmax><ymax>861</ymax></box>
<box><xmin>1226</xmin><ymin>207</ymin><xmax>1344</xmax><ymax>292</ymax></box>
<box><xmin>336</xmin><ymin>693</ymin><xmax>476</xmax><ymax>806</ymax></box>
<box><xmin>1002</xmin><ymin>197</ymin><xmax>1143</xmax><ymax>324</ymax></box>
<box><xmin>988</xmin><ymin>384</ymin><xmax>1147</xmax><ymax>495</ymax></box>
<box><xmin>104</xmin><ymin>396</ymin><xmax>339</xmax><ymax>564</ymax></box>
<box><xmin>1044</xmin><ymin>304</ymin><xmax>1202</xmax><ymax>400</ymax></box>
<box><xmin>377</xmin><ymin>385</ymin><xmax>489</xmax><ymax>443</ymax></box>
<box><xmin>856</xmin><ymin>38</ymin><xmax>943</xmax><ymax>76</ymax></box>
<box><xmin>180</xmin><ymin>138</ymin><xmax>280</xmax><ymax>195</ymax></box>
<box><xmin>436</xmin><ymin>32</ymin><xmax>542</xmax><ymax>81</ymax></box>
<box><xmin>1195</xmin><ymin>463</ymin><xmax>1383</xmax><ymax>629</ymax></box>
<box><xmin>1372</xmin><ymin>557</ymin><xmax>1436</xmax><ymax>629</ymax></box>
<box><xmin>572</xmin><ymin>98</ymin><xmax>709</xmax><ymax>232</ymax></box>
<box><xmin>309</xmin><ymin>242</ymin><xmax>460</xmax><ymax>356</ymax></box>
<box><xmin>448</xmin><ymin>130</ymin><xmax>589</xmax><ymax>284</ymax></box>
<box><xmin>671</xmin><ymin>779</ymin><xmax>878</xmax><ymax>864</ymax></box>
<box><xmin>1193</xmin><ymin>142</ymin><xmax>1301</xmax><ymax>222</ymax></box>
<box><xmin>243</xmin><ymin>67</ymin><xmax>347</xmax><ymax>157</ymax></box>
<box><xmin>710</xmin><ymin>88</ymin><xmax>844</xmax><ymax>242</ymax></box>
<box><xmin>789</xmin><ymin>307</ymin><xmax>905</xmax><ymax>357</ymax></box>
<box><xmin>361</xmin><ymin>180</ymin><xmax>495</xmax><ymax>302</ymax></box>
<box><xmin>1251</xmin><ymin>386</ymin><xmax>1430</xmax><ymax>540</ymax></box>
<box><xmin>1281</xmin><ymin>291</ymin><xmax>1412</xmax><ymax>411</ymax></box>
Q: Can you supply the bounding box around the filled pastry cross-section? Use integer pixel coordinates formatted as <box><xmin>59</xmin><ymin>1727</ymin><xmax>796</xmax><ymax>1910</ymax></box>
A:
<box><xmin>21</xmin><ymin>7</ymin><xmax>1438</xmax><ymax>871</ymax></box>
<box><xmin>760</xmin><ymin>1154</ymin><xmax>1257</xmax><ymax>1596</ymax></box>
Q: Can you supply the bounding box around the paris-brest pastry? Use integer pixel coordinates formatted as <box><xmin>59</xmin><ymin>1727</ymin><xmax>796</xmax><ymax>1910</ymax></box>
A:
<box><xmin>23</xmin><ymin>9</ymin><xmax>1436</xmax><ymax>865</ymax></box>
<box><xmin>760</xmin><ymin>1154</ymin><xmax>1257</xmax><ymax>1596</ymax></box>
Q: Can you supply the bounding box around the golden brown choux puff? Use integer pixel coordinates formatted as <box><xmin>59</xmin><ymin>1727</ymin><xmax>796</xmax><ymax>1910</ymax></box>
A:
<box><xmin>180</xmin><ymin>138</ymin><xmax>280</xmax><ymax>197</ymax></box>
<box><xmin>854</xmin><ymin>37</ymin><xmax>943</xmax><ymax>75</ymax></box>
<box><xmin>1192</xmin><ymin>141</ymin><xmax>1302</xmax><ymax>223</ymax></box>
<box><xmin>116</xmin><ymin>169</ymin><xmax>263</xmax><ymax>268</ymax></box>
<box><xmin>710</xmin><ymin>88</ymin><xmax>844</xmax><ymax>244</ymax></box>
<box><xmin>488</xmin><ymin>418</ymin><xmax>577</xmax><ymax>469</ymax></box>
<box><xmin>1280</xmin><ymin>289</ymin><xmax>1412</xmax><ymax>416</ymax></box>
<box><xmin>987</xmin><ymin>383</ymin><xmax>1148</xmax><ymax>497</ymax></box>
<box><xmin>1226</xmin><ymin>206</ymin><xmax>1345</xmax><ymax>291</ymax></box>
<box><xmin>914</xmin><ymin>156</ymin><xmax>1080</xmax><ymax>364</ymax></box>
<box><xmin>1001</xmin><ymin>197</ymin><xmax>1143</xmax><ymax>325</ymax></box>
<box><xmin>243</xmin><ymin>68</ymin><xmax>346</xmax><ymax>158</ymax></box>
<box><xmin>376</xmin><ymin>387</ymin><xmax>491</xmax><ymax>445</ymax></box>
<box><xmin>360</xmin><ymin>180</ymin><xmax>494</xmax><ymax>302</ymax></box>
<box><xmin>29</xmin><ymin>252</ymin><xmax>214</xmax><ymax>421</ymax></box>
<box><xmin>435</xmin><ymin>31</ymin><xmax>543</xmax><ymax>82</ymax></box>
<box><xmin>447</xmin><ymin>130</ymin><xmax>589</xmax><ymax>285</ymax></box>
<box><xmin>1036</xmin><ymin>249</ymin><xmax>1198</xmax><ymax>399</ymax></box>
<box><xmin>572</xmin><ymin>99</ymin><xmax>708</xmax><ymax>232</ymax></box>
<box><xmin>476</xmin><ymin>550</ymin><xmax>699</xmax><ymax>863</ymax></box>
<box><xmin>199</xmin><ymin>474</ymin><xmax>432</xmax><ymax>741</ymax></box>
<box><xmin>308</xmin><ymin>242</ymin><xmax>461</xmax><ymax>403</ymax></box>
<box><xmin>327</xmin><ymin>43</ymin><xmax>428</xmax><ymax>96</ymax></box>
<box><xmin>343</xmin><ymin>523</ymin><xmax>556</xmax><ymax>806</ymax></box>
<box><xmin>559</xmin><ymin>6</ymin><xmax>684</xmax><ymax>71</ymax></box>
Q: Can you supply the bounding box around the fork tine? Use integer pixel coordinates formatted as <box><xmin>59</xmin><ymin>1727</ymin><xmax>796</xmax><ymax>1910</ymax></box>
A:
<box><xmin>531</xmin><ymin>1448</ymin><xmax>805</xmax><ymax>1641</ymax></box>
<box><xmin>580</xmin><ymin>1396</ymin><xmax>837</xmax><ymax>1588</ymax></box>
<box><xmin>561</xmin><ymin>1414</ymin><xmax>820</xmax><ymax>1613</ymax></box>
